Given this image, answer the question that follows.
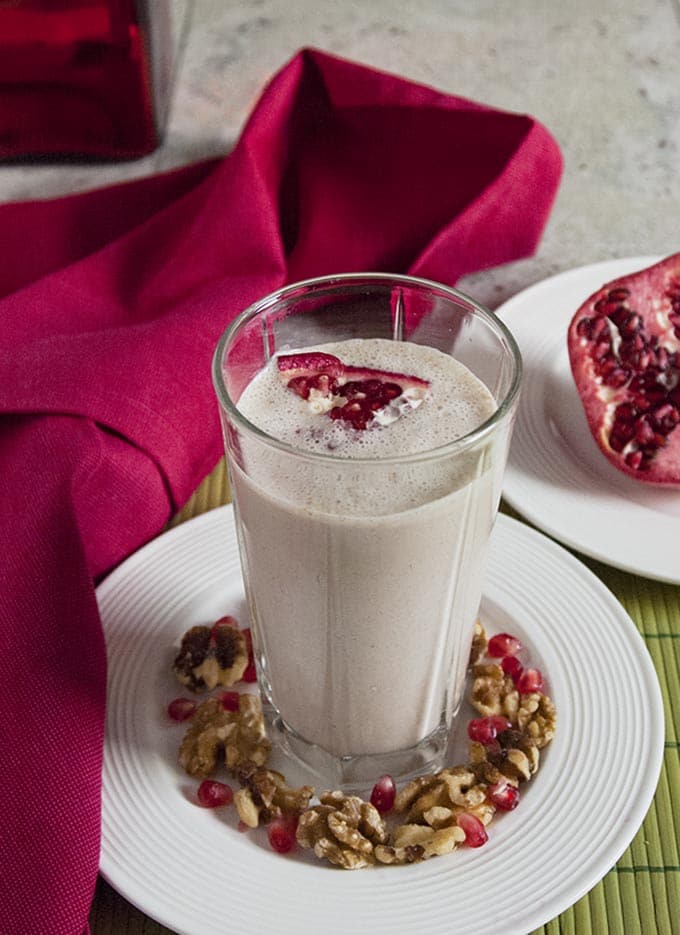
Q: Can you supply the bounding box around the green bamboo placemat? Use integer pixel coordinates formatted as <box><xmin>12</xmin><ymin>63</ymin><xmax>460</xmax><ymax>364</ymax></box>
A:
<box><xmin>90</xmin><ymin>460</ymin><xmax>679</xmax><ymax>935</ymax></box>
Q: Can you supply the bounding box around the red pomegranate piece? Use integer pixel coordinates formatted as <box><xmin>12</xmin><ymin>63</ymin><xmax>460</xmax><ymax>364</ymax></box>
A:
<box><xmin>370</xmin><ymin>774</ymin><xmax>397</xmax><ymax>814</ymax></box>
<box><xmin>167</xmin><ymin>697</ymin><xmax>197</xmax><ymax>722</ymax></box>
<box><xmin>219</xmin><ymin>690</ymin><xmax>240</xmax><ymax>712</ymax></box>
<box><xmin>197</xmin><ymin>780</ymin><xmax>234</xmax><ymax>808</ymax></box>
<box><xmin>267</xmin><ymin>814</ymin><xmax>299</xmax><ymax>854</ymax></box>
<box><xmin>568</xmin><ymin>253</ymin><xmax>680</xmax><ymax>483</ymax></box>
<box><xmin>241</xmin><ymin>627</ymin><xmax>257</xmax><ymax>683</ymax></box>
<box><xmin>277</xmin><ymin>351</ymin><xmax>431</xmax><ymax>430</ymax></box>
<box><xmin>467</xmin><ymin>715</ymin><xmax>512</xmax><ymax>745</ymax></box>
<box><xmin>516</xmin><ymin>667</ymin><xmax>544</xmax><ymax>694</ymax></box>
<box><xmin>487</xmin><ymin>632</ymin><xmax>522</xmax><ymax>658</ymax></box>
<box><xmin>487</xmin><ymin>779</ymin><xmax>520</xmax><ymax>811</ymax></box>
<box><xmin>457</xmin><ymin>812</ymin><xmax>488</xmax><ymax>847</ymax></box>
<box><xmin>500</xmin><ymin>655</ymin><xmax>523</xmax><ymax>683</ymax></box>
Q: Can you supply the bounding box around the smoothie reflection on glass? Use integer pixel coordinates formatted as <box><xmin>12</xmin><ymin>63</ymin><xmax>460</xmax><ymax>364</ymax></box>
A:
<box><xmin>212</xmin><ymin>274</ymin><xmax>521</xmax><ymax>788</ymax></box>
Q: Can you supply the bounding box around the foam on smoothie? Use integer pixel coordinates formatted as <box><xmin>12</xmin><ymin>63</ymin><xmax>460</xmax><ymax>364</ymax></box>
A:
<box><xmin>237</xmin><ymin>338</ymin><xmax>496</xmax><ymax>460</ymax></box>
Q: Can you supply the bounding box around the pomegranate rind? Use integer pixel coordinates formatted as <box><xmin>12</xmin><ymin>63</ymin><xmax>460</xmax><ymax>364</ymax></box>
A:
<box><xmin>276</xmin><ymin>352</ymin><xmax>345</xmax><ymax>379</ymax></box>
<box><xmin>276</xmin><ymin>352</ymin><xmax>430</xmax><ymax>389</ymax></box>
<box><xmin>567</xmin><ymin>252</ymin><xmax>680</xmax><ymax>484</ymax></box>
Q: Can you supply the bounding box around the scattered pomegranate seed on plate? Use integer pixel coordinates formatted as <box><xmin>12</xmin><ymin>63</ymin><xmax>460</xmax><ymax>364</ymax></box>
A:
<box><xmin>457</xmin><ymin>812</ymin><xmax>488</xmax><ymax>847</ymax></box>
<box><xmin>487</xmin><ymin>632</ymin><xmax>522</xmax><ymax>657</ymax></box>
<box><xmin>370</xmin><ymin>775</ymin><xmax>396</xmax><ymax>814</ymax></box>
<box><xmin>197</xmin><ymin>780</ymin><xmax>234</xmax><ymax>808</ymax></box>
<box><xmin>501</xmin><ymin>655</ymin><xmax>524</xmax><ymax>682</ymax></box>
<box><xmin>241</xmin><ymin>660</ymin><xmax>257</xmax><ymax>683</ymax></box>
<box><xmin>517</xmin><ymin>667</ymin><xmax>544</xmax><ymax>694</ymax></box>
<box><xmin>487</xmin><ymin>780</ymin><xmax>520</xmax><ymax>811</ymax></box>
<box><xmin>167</xmin><ymin>697</ymin><xmax>197</xmax><ymax>722</ymax></box>
<box><xmin>267</xmin><ymin>814</ymin><xmax>299</xmax><ymax>853</ymax></box>
<box><xmin>468</xmin><ymin>716</ymin><xmax>510</xmax><ymax>745</ymax></box>
<box><xmin>219</xmin><ymin>690</ymin><xmax>240</xmax><ymax>712</ymax></box>
<box><xmin>488</xmin><ymin>715</ymin><xmax>512</xmax><ymax>733</ymax></box>
<box><xmin>240</xmin><ymin>627</ymin><xmax>257</xmax><ymax>682</ymax></box>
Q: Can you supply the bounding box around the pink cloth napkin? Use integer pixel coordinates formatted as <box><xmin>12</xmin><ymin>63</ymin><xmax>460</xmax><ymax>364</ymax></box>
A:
<box><xmin>0</xmin><ymin>49</ymin><xmax>562</xmax><ymax>934</ymax></box>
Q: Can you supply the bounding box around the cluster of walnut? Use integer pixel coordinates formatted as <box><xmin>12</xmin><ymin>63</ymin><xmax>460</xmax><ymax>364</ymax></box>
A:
<box><xmin>295</xmin><ymin>766</ymin><xmax>493</xmax><ymax>869</ymax></box>
<box><xmin>179</xmin><ymin>694</ymin><xmax>271</xmax><ymax>777</ymax></box>
<box><xmin>173</xmin><ymin>621</ymin><xmax>313</xmax><ymax>829</ymax></box>
<box><xmin>293</xmin><ymin>621</ymin><xmax>556</xmax><ymax>869</ymax></box>
<box><xmin>468</xmin><ymin>653</ymin><xmax>556</xmax><ymax>787</ymax></box>
<box><xmin>174</xmin><ymin>619</ymin><xmax>556</xmax><ymax>869</ymax></box>
<box><xmin>177</xmin><ymin>691</ymin><xmax>313</xmax><ymax>829</ymax></box>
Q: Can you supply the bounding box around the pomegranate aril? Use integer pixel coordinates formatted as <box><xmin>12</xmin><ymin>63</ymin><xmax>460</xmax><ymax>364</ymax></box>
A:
<box><xmin>267</xmin><ymin>814</ymin><xmax>299</xmax><ymax>854</ymax></box>
<box><xmin>576</xmin><ymin>317</ymin><xmax>593</xmax><ymax>338</ymax></box>
<box><xmin>219</xmin><ymin>691</ymin><xmax>240</xmax><ymax>712</ymax></box>
<box><xmin>487</xmin><ymin>632</ymin><xmax>522</xmax><ymax>658</ymax></box>
<box><xmin>197</xmin><ymin>780</ymin><xmax>234</xmax><ymax>808</ymax></box>
<box><xmin>488</xmin><ymin>716</ymin><xmax>512</xmax><ymax>733</ymax></box>
<box><xmin>167</xmin><ymin>697</ymin><xmax>197</xmax><ymax>722</ymax></box>
<box><xmin>457</xmin><ymin>812</ymin><xmax>488</xmax><ymax>848</ymax></box>
<box><xmin>287</xmin><ymin>375</ymin><xmax>312</xmax><ymax>399</ymax></box>
<box><xmin>370</xmin><ymin>775</ymin><xmax>396</xmax><ymax>814</ymax></box>
<box><xmin>488</xmin><ymin>780</ymin><xmax>520</xmax><ymax>811</ymax></box>
<box><xmin>468</xmin><ymin>718</ymin><xmax>497</xmax><ymax>745</ymax></box>
<box><xmin>242</xmin><ymin>660</ymin><xmax>257</xmax><ymax>683</ymax></box>
<box><xmin>602</xmin><ymin>367</ymin><xmax>630</xmax><ymax>388</ymax></box>
<box><xmin>626</xmin><ymin>450</ymin><xmax>644</xmax><ymax>470</ymax></box>
<box><xmin>240</xmin><ymin>628</ymin><xmax>257</xmax><ymax>682</ymax></box>
<box><xmin>501</xmin><ymin>655</ymin><xmax>523</xmax><ymax>682</ymax></box>
<box><xmin>607</xmin><ymin>287</ymin><xmax>630</xmax><ymax>301</ymax></box>
<box><xmin>517</xmin><ymin>667</ymin><xmax>545</xmax><ymax>694</ymax></box>
<box><xmin>467</xmin><ymin>717</ymin><xmax>510</xmax><ymax>745</ymax></box>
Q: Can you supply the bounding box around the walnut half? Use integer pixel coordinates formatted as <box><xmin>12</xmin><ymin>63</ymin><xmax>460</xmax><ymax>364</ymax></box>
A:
<box><xmin>296</xmin><ymin>791</ymin><xmax>388</xmax><ymax>869</ymax></box>
<box><xmin>178</xmin><ymin>693</ymin><xmax>271</xmax><ymax>779</ymax></box>
<box><xmin>394</xmin><ymin>766</ymin><xmax>493</xmax><ymax>827</ymax></box>
<box><xmin>234</xmin><ymin>761</ymin><xmax>314</xmax><ymax>828</ymax></box>
<box><xmin>173</xmin><ymin>621</ymin><xmax>248</xmax><ymax>692</ymax></box>
<box><xmin>375</xmin><ymin>823</ymin><xmax>465</xmax><ymax>864</ymax></box>
<box><xmin>469</xmin><ymin>662</ymin><xmax>520</xmax><ymax>721</ymax></box>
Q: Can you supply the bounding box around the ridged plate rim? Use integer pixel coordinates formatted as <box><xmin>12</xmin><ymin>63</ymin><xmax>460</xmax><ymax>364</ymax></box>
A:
<box><xmin>98</xmin><ymin>506</ymin><xmax>664</xmax><ymax>935</ymax></box>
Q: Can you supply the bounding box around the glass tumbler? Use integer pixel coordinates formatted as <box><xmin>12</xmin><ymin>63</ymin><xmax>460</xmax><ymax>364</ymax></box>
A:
<box><xmin>212</xmin><ymin>273</ymin><xmax>521</xmax><ymax>788</ymax></box>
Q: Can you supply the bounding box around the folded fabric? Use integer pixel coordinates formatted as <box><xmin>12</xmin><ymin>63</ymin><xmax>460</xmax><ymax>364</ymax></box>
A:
<box><xmin>0</xmin><ymin>48</ymin><xmax>562</xmax><ymax>935</ymax></box>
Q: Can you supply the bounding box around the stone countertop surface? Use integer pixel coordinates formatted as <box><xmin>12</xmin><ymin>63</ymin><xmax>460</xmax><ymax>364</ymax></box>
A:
<box><xmin>1</xmin><ymin>0</ymin><xmax>679</xmax><ymax>310</ymax></box>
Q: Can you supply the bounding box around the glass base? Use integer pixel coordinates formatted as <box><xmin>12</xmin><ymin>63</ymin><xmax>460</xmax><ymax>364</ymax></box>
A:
<box><xmin>262</xmin><ymin>700</ymin><xmax>451</xmax><ymax>793</ymax></box>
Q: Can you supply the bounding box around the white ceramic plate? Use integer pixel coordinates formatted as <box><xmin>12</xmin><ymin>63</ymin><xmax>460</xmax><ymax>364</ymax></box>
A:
<box><xmin>98</xmin><ymin>505</ymin><xmax>663</xmax><ymax>935</ymax></box>
<box><xmin>496</xmin><ymin>255</ymin><xmax>680</xmax><ymax>584</ymax></box>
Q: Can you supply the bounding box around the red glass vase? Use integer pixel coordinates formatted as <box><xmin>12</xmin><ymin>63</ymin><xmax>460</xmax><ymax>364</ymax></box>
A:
<box><xmin>0</xmin><ymin>0</ymin><xmax>171</xmax><ymax>160</ymax></box>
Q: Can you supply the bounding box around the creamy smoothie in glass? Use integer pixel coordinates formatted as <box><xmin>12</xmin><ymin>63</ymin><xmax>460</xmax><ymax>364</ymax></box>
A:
<box><xmin>212</xmin><ymin>275</ymin><xmax>521</xmax><ymax>788</ymax></box>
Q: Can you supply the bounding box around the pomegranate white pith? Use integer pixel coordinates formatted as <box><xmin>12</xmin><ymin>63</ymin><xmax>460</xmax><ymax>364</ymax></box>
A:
<box><xmin>567</xmin><ymin>252</ymin><xmax>680</xmax><ymax>484</ymax></box>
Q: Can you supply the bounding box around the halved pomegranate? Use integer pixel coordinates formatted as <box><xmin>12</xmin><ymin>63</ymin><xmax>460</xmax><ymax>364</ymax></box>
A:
<box><xmin>277</xmin><ymin>351</ymin><xmax>430</xmax><ymax>430</ymax></box>
<box><xmin>568</xmin><ymin>253</ymin><xmax>680</xmax><ymax>484</ymax></box>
